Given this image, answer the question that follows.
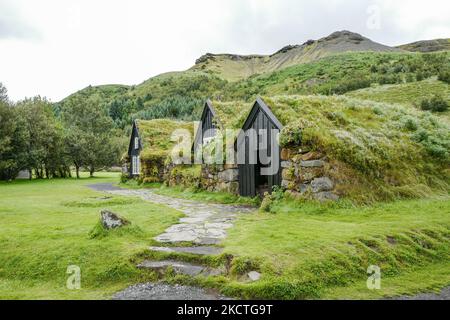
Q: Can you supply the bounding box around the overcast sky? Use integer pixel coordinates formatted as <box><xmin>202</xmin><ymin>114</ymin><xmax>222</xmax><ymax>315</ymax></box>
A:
<box><xmin>1</xmin><ymin>0</ymin><xmax>449</xmax><ymax>102</ymax></box>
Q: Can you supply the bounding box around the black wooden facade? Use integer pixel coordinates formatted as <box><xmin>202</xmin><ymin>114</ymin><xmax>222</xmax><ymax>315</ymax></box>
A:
<box><xmin>127</xmin><ymin>120</ymin><xmax>142</xmax><ymax>177</ymax></box>
<box><xmin>237</xmin><ymin>98</ymin><xmax>283</xmax><ymax>197</ymax></box>
<box><xmin>193</xmin><ymin>100</ymin><xmax>220</xmax><ymax>154</ymax></box>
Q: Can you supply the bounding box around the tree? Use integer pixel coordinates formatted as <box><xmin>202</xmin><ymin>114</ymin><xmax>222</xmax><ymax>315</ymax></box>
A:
<box><xmin>16</xmin><ymin>97</ymin><xmax>70</xmax><ymax>179</ymax></box>
<box><xmin>0</xmin><ymin>82</ymin><xmax>8</xmax><ymax>103</ymax></box>
<box><xmin>61</xmin><ymin>97</ymin><xmax>121</xmax><ymax>178</ymax></box>
<box><xmin>0</xmin><ymin>97</ymin><xmax>28</xmax><ymax>180</ymax></box>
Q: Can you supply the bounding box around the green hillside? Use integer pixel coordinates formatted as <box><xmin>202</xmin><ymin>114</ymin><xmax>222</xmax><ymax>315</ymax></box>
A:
<box><xmin>58</xmin><ymin>50</ymin><xmax>449</xmax><ymax>130</ymax></box>
<box><xmin>224</xmin><ymin>51</ymin><xmax>449</xmax><ymax>100</ymax></box>
<box><xmin>346</xmin><ymin>78</ymin><xmax>450</xmax><ymax>119</ymax></box>
<box><xmin>398</xmin><ymin>39</ymin><xmax>450</xmax><ymax>52</ymax></box>
<box><xmin>58</xmin><ymin>71</ymin><xmax>226</xmax><ymax>128</ymax></box>
<box><xmin>191</xmin><ymin>30</ymin><xmax>399</xmax><ymax>81</ymax></box>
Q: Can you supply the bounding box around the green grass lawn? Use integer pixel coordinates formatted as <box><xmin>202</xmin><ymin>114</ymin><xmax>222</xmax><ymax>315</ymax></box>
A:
<box><xmin>1</xmin><ymin>174</ymin><xmax>449</xmax><ymax>300</ymax></box>
<box><xmin>214</xmin><ymin>197</ymin><xmax>450</xmax><ymax>299</ymax></box>
<box><xmin>0</xmin><ymin>173</ymin><xmax>182</xmax><ymax>299</ymax></box>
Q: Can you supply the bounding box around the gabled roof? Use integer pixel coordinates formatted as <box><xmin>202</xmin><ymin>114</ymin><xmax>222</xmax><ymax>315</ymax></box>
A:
<box><xmin>241</xmin><ymin>97</ymin><xmax>284</xmax><ymax>131</ymax></box>
<box><xmin>193</xmin><ymin>100</ymin><xmax>221</xmax><ymax>147</ymax></box>
<box><xmin>193</xmin><ymin>99</ymin><xmax>253</xmax><ymax>149</ymax></box>
<box><xmin>127</xmin><ymin>120</ymin><xmax>140</xmax><ymax>155</ymax></box>
<box><xmin>235</xmin><ymin>97</ymin><xmax>284</xmax><ymax>149</ymax></box>
<box><xmin>132</xmin><ymin>119</ymin><xmax>194</xmax><ymax>159</ymax></box>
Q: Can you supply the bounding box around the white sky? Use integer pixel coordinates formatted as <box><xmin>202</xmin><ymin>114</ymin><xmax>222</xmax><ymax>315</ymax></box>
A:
<box><xmin>1</xmin><ymin>0</ymin><xmax>449</xmax><ymax>102</ymax></box>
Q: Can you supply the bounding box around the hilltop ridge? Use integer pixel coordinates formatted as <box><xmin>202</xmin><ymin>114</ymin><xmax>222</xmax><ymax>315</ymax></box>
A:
<box><xmin>191</xmin><ymin>30</ymin><xmax>401</xmax><ymax>81</ymax></box>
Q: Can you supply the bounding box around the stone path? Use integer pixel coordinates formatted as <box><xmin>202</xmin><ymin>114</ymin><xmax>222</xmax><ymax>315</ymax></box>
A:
<box><xmin>392</xmin><ymin>286</ymin><xmax>450</xmax><ymax>300</ymax></box>
<box><xmin>88</xmin><ymin>183</ymin><xmax>254</xmax><ymax>300</ymax></box>
<box><xmin>112</xmin><ymin>283</ymin><xmax>229</xmax><ymax>300</ymax></box>
<box><xmin>88</xmin><ymin>183</ymin><xmax>254</xmax><ymax>245</ymax></box>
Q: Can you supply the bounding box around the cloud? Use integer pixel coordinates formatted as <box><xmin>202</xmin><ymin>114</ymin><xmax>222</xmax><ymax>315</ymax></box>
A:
<box><xmin>0</xmin><ymin>2</ymin><xmax>40</xmax><ymax>40</ymax></box>
<box><xmin>0</xmin><ymin>0</ymin><xmax>448</xmax><ymax>102</ymax></box>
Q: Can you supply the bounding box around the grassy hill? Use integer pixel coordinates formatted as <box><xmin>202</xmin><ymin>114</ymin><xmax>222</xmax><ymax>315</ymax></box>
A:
<box><xmin>224</xmin><ymin>51</ymin><xmax>449</xmax><ymax>99</ymax></box>
<box><xmin>398</xmin><ymin>39</ymin><xmax>450</xmax><ymax>52</ymax></box>
<box><xmin>58</xmin><ymin>50</ymin><xmax>449</xmax><ymax>129</ymax></box>
<box><xmin>56</xmin><ymin>30</ymin><xmax>450</xmax><ymax>158</ymax></box>
<box><xmin>346</xmin><ymin>78</ymin><xmax>450</xmax><ymax>119</ymax></box>
<box><xmin>191</xmin><ymin>30</ymin><xmax>400</xmax><ymax>81</ymax></box>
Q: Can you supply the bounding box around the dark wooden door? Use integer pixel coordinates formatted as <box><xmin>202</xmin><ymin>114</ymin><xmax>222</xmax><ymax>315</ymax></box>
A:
<box><xmin>238</xmin><ymin>136</ymin><xmax>256</xmax><ymax>197</ymax></box>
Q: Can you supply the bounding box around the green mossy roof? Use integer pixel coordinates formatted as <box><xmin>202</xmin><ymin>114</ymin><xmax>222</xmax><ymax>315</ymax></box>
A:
<box><xmin>262</xmin><ymin>95</ymin><xmax>450</xmax><ymax>199</ymax></box>
<box><xmin>136</xmin><ymin>119</ymin><xmax>194</xmax><ymax>159</ymax></box>
<box><xmin>209</xmin><ymin>100</ymin><xmax>253</xmax><ymax>130</ymax></box>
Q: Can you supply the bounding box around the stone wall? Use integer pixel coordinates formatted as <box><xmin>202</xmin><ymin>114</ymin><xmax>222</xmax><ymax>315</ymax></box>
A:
<box><xmin>280</xmin><ymin>148</ymin><xmax>339</xmax><ymax>201</ymax></box>
<box><xmin>200</xmin><ymin>164</ymin><xmax>239</xmax><ymax>194</ymax></box>
<box><xmin>164</xmin><ymin>164</ymin><xmax>201</xmax><ymax>188</ymax></box>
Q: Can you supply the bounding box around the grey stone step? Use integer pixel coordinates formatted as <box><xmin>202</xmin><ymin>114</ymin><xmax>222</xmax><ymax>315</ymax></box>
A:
<box><xmin>112</xmin><ymin>283</ymin><xmax>231</xmax><ymax>300</ymax></box>
<box><xmin>137</xmin><ymin>260</ymin><xmax>204</xmax><ymax>276</ymax></box>
<box><xmin>137</xmin><ymin>260</ymin><xmax>224</xmax><ymax>277</ymax></box>
<box><xmin>149</xmin><ymin>246</ymin><xmax>223</xmax><ymax>256</ymax></box>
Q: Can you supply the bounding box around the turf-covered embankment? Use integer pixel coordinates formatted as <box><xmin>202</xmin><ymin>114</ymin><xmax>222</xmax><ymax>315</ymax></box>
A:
<box><xmin>264</xmin><ymin>94</ymin><xmax>449</xmax><ymax>202</ymax></box>
<box><xmin>217</xmin><ymin>197</ymin><xmax>450</xmax><ymax>299</ymax></box>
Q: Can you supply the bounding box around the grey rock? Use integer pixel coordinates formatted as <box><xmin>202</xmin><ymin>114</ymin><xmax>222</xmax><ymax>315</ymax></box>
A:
<box><xmin>281</xmin><ymin>161</ymin><xmax>292</xmax><ymax>168</ymax></box>
<box><xmin>311</xmin><ymin>177</ymin><xmax>334</xmax><ymax>192</ymax></box>
<box><xmin>281</xmin><ymin>179</ymin><xmax>290</xmax><ymax>189</ymax></box>
<box><xmin>299</xmin><ymin>184</ymin><xmax>310</xmax><ymax>194</ymax></box>
<box><xmin>218</xmin><ymin>169</ymin><xmax>239</xmax><ymax>182</ymax></box>
<box><xmin>314</xmin><ymin>191</ymin><xmax>339</xmax><ymax>202</ymax></box>
<box><xmin>137</xmin><ymin>260</ymin><xmax>204</xmax><ymax>276</ymax></box>
<box><xmin>247</xmin><ymin>271</ymin><xmax>261</xmax><ymax>281</ymax></box>
<box><xmin>390</xmin><ymin>286</ymin><xmax>450</xmax><ymax>300</ymax></box>
<box><xmin>195</xmin><ymin>237</ymin><xmax>221</xmax><ymax>245</ymax></box>
<box><xmin>112</xmin><ymin>283</ymin><xmax>230</xmax><ymax>300</ymax></box>
<box><xmin>100</xmin><ymin>210</ymin><xmax>129</xmax><ymax>229</ymax></box>
<box><xmin>148</xmin><ymin>246</ymin><xmax>223</xmax><ymax>256</ymax></box>
<box><xmin>300</xmin><ymin>160</ymin><xmax>324</xmax><ymax>168</ymax></box>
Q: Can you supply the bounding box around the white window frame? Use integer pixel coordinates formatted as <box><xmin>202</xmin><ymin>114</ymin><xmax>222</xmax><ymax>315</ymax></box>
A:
<box><xmin>132</xmin><ymin>155</ymin><xmax>140</xmax><ymax>175</ymax></box>
<box><xmin>134</xmin><ymin>137</ymin><xmax>139</xmax><ymax>150</ymax></box>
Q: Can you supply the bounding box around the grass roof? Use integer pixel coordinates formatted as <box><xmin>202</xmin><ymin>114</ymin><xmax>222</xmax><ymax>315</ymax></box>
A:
<box><xmin>262</xmin><ymin>95</ymin><xmax>450</xmax><ymax>201</ymax></box>
<box><xmin>136</xmin><ymin>119</ymin><xmax>194</xmax><ymax>159</ymax></box>
<box><xmin>209</xmin><ymin>100</ymin><xmax>253</xmax><ymax>130</ymax></box>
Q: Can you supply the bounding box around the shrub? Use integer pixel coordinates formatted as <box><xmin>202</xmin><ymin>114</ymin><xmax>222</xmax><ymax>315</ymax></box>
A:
<box><xmin>279</xmin><ymin>119</ymin><xmax>314</xmax><ymax>147</ymax></box>
<box><xmin>420</xmin><ymin>95</ymin><xmax>449</xmax><ymax>112</ymax></box>
<box><xmin>260</xmin><ymin>192</ymin><xmax>273</xmax><ymax>213</ymax></box>
<box><xmin>402</xmin><ymin>116</ymin><xmax>419</xmax><ymax>131</ymax></box>
<box><xmin>438</xmin><ymin>68</ymin><xmax>450</xmax><ymax>84</ymax></box>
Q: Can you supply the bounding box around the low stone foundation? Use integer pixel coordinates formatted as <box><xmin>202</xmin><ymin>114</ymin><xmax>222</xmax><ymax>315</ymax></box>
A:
<box><xmin>200</xmin><ymin>164</ymin><xmax>239</xmax><ymax>194</ymax></box>
<box><xmin>280</xmin><ymin>148</ymin><xmax>339</xmax><ymax>201</ymax></box>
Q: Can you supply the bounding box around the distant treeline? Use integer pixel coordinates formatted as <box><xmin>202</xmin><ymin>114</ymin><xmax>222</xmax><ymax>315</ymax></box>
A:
<box><xmin>0</xmin><ymin>83</ymin><xmax>125</xmax><ymax>181</ymax></box>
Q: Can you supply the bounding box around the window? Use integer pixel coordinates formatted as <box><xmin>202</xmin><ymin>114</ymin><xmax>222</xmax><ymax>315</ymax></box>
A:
<box><xmin>134</xmin><ymin>137</ymin><xmax>139</xmax><ymax>150</ymax></box>
<box><xmin>132</xmin><ymin>156</ymin><xmax>140</xmax><ymax>175</ymax></box>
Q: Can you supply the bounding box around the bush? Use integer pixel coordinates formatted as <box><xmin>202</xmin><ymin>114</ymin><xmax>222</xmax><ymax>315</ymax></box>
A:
<box><xmin>438</xmin><ymin>68</ymin><xmax>450</xmax><ymax>84</ymax></box>
<box><xmin>403</xmin><ymin>116</ymin><xmax>419</xmax><ymax>131</ymax></box>
<box><xmin>420</xmin><ymin>95</ymin><xmax>449</xmax><ymax>112</ymax></box>
<box><xmin>279</xmin><ymin>119</ymin><xmax>314</xmax><ymax>147</ymax></box>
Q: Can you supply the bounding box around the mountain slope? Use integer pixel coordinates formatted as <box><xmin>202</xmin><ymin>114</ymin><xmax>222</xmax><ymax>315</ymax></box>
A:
<box><xmin>191</xmin><ymin>30</ymin><xmax>401</xmax><ymax>81</ymax></box>
<box><xmin>398</xmin><ymin>39</ymin><xmax>450</xmax><ymax>52</ymax></box>
<box><xmin>346</xmin><ymin>78</ymin><xmax>450</xmax><ymax>120</ymax></box>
